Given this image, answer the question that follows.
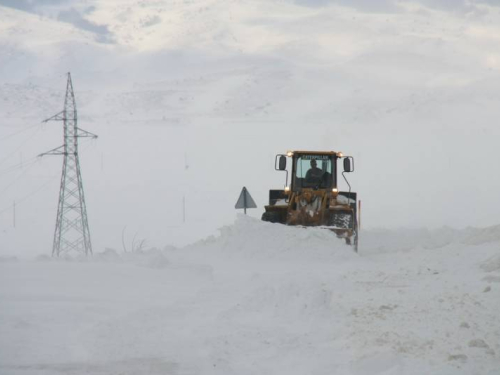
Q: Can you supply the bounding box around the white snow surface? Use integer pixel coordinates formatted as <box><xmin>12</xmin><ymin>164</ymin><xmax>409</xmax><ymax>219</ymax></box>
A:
<box><xmin>337</xmin><ymin>195</ymin><xmax>356</xmax><ymax>205</ymax></box>
<box><xmin>1</xmin><ymin>216</ymin><xmax>500</xmax><ymax>375</ymax></box>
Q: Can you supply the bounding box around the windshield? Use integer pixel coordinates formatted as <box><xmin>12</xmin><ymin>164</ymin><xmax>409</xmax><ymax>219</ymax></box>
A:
<box><xmin>293</xmin><ymin>154</ymin><xmax>335</xmax><ymax>190</ymax></box>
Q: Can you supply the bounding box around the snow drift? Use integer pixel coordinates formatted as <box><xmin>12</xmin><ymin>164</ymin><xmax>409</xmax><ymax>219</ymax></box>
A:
<box><xmin>1</xmin><ymin>216</ymin><xmax>499</xmax><ymax>375</ymax></box>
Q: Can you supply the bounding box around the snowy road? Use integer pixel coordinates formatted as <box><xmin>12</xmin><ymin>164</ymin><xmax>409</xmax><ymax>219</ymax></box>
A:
<box><xmin>1</xmin><ymin>216</ymin><xmax>499</xmax><ymax>374</ymax></box>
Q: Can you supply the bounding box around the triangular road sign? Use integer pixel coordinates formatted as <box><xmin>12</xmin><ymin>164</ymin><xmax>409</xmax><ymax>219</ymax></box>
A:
<box><xmin>235</xmin><ymin>187</ymin><xmax>257</xmax><ymax>213</ymax></box>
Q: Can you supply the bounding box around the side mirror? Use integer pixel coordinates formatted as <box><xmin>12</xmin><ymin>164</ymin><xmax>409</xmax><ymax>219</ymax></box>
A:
<box><xmin>274</xmin><ymin>154</ymin><xmax>289</xmax><ymax>189</ymax></box>
<box><xmin>278</xmin><ymin>155</ymin><xmax>287</xmax><ymax>170</ymax></box>
<box><xmin>343</xmin><ymin>157</ymin><xmax>354</xmax><ymax>172</ymax></box>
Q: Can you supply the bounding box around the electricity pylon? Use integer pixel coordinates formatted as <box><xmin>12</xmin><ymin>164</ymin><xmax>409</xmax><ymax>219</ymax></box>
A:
<box><xmin>40</xmin><ymin>73</ymin><xmax>97</xmax><ymax>256</ymax></box>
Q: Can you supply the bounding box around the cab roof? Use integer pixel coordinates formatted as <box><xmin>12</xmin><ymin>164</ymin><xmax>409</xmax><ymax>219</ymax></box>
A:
<box><xmin>289</xmin><ymin>150</ymin><xmax>338</xmax><ymax>155</ymax></box>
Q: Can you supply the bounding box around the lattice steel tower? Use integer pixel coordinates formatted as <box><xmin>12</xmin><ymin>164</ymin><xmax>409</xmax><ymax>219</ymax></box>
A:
<box><xmin>40</xmin><ymin>73</ymin><xmax>97</xmax><ymax>256</ymax></box>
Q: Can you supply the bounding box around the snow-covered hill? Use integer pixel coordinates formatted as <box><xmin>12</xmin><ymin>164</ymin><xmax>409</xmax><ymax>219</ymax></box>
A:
<box><xmin>2</xmin><ymin>1</ymin><xmax>500</xmax><ymax>255</ymax></box>
<box><xmin>1</xmin><ymin>216</ymin><xmax>499</xmax><ymax>374</ymax></box>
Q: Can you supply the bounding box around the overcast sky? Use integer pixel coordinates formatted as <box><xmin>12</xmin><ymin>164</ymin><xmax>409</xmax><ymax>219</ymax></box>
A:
<box><xmin>1</xmin><ymin>0</ymin><xmax>499</xmax><ymax>42</ymax></box>
<box><xmin>1</xmin><ymin>0</ymin><xmax>500</xmax><ymax>256</ymax></box>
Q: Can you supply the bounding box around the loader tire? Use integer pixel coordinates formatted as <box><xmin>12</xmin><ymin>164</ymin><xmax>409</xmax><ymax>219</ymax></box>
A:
<box><xmin>330</xmin><ymin>212</ymin><xmax>353</xmax><ymax>229</ymax></box>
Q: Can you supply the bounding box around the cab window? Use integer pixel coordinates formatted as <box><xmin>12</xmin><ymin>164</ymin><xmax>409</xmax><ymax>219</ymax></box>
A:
<box><xmin>293</xmin><ymin>154</ymin><xmax>334</xmax><ymax>189</ymax></box>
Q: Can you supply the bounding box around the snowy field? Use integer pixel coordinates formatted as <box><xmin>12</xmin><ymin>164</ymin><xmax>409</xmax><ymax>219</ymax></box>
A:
<box><xmin>1</xmin><ymin>216</ymin><xmax>499</xmax><ymax>375</ymax></box>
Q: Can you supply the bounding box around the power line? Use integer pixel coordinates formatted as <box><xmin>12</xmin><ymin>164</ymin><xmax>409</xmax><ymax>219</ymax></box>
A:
<box><xmin>0</xmin><ymin>160</ymin><xmax>39</xmax><ymax>196</ymax></box>
<box><xmin>0</xmin><ymin>157</ymin><xmax>39</xmax><ymax>177</ymax></box>
<box><xmin>0</xmin><ymin>123</ymin><xmax>40</xmax><ymax>142</ymax></box>
<box><xmin>0</xmin><ymin>126</ymin><xmax>41</xmax><ymax>167</ymax></box>
<box><xmin>0</xmin><ymin>137</ymin><xmax>96</xmax><ymax>211</ymax></box>
<box><xmin>0</xmin><ymin>174</ymin><xmax>58</xmax><ymax>216</ymax></box>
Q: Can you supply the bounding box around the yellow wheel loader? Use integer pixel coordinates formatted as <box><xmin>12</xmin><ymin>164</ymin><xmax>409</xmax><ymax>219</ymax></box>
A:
<box><xmin>262</xmin><ymin>150</ymin><xmax>359</xmax><ymax>252</ymax></box>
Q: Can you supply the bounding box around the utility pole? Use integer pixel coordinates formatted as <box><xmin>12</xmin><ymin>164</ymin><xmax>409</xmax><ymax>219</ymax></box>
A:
<box><xmin>40</xmin><ymin>73</ymin><xmax>97</xmax><ymax>256</ymax></box>
<box><xmin>182</xmin><ymin>195</ymin><xmax>186</xmax><ymax>223</ymax></box>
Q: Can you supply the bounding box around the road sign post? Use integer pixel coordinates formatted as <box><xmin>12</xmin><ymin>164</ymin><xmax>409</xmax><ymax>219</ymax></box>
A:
<box><xmin>235</xmin><ymin>187</ymin><xmax>257</xmax><ymax>214</ymax></box>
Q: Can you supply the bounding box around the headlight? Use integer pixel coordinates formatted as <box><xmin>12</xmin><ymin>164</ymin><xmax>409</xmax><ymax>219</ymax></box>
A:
<box><xmin>285</xmin><ymin>186</ymin><xmax>290</xmax><ymax>192</ymax></box>
<box><xmin>332</xmin><ymin>188</ymin><xmax>339</xmax><ymax>194</ymax></box>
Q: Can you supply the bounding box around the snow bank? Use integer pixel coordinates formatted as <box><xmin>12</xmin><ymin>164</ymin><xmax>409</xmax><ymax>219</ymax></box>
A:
<box><xmin>2</xmin><ymin>217</ymin><xmax>499</xmax><ymax>375</ymax></box>
<box><xmin>361</xmin><ymin>224</ymin><xmax>500</xmax><ymax>255</ymax></box>
<box><xmin>185</xmin><ymin>214</ymin><xmax>358</xmax><ymax>261</ymax></box>
<box><xmin>462</xmin><ymin>224</ymin><xmax>500</xmax><ymax>246</ymax></box>
<box><xmin>481</xmin><ymin>254</ymin><xmax>500</xmax><ymax>273</ymax></box>
<box><xmin>29</xmin><ymin>217</ymin><xmax>500</xmax><ymax>267</ymax></box>
<box><xmin>34</xmin><ymin>246</ymin><xmax>172</xmax><ymax>269</ymax></box>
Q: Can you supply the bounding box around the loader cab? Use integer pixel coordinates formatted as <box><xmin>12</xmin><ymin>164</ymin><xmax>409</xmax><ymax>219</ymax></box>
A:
<box><xmin>292</xmin><ymin>153</ymin><xmax>337</xmax><ymax>190</ymax></box>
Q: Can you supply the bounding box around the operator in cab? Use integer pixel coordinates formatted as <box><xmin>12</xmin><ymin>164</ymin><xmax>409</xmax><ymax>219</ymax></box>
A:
<box><xmin>305</xmin><ymin>159</ymin><xmax>324</xmax><ymax>183</ymax></box>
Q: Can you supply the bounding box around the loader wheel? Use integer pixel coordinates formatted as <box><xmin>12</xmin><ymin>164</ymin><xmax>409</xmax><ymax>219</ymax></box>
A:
<box><xmin>329</xmin><ymin>212</ymin><xmax>353</xmax><ymax>229</ymax></box>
